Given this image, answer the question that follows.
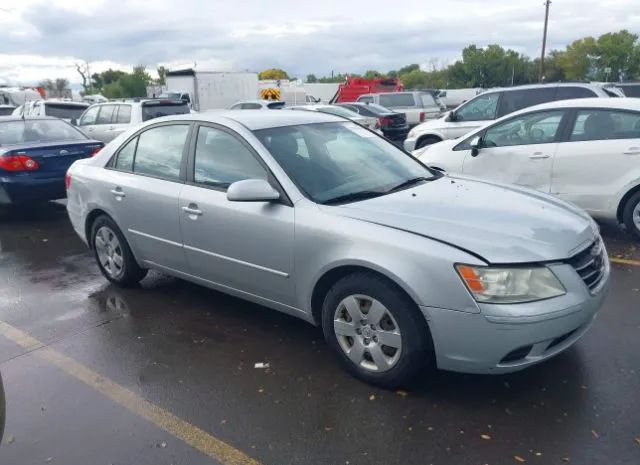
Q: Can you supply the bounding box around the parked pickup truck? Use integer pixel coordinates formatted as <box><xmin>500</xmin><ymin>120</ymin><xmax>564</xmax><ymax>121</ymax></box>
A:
<box><xmin>356</xmin><ymin>92</ymin><xmax>442</xmax><ymax>127</ymax></box>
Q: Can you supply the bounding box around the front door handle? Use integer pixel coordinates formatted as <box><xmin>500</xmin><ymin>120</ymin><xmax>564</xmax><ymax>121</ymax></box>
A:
<box><xmin>182</xmin><ymin>205</ymin><xmax>203</xmax><ymax>216</ymax></box>
<box><xmin>623</xmin><ymin>147</ymin><xmax>640</xmax><ymax>155</ymax></box>
<box><xmin>529</xmin><ymin>152</ymin><xmax>550</xmax><ymax>159</ymax></box>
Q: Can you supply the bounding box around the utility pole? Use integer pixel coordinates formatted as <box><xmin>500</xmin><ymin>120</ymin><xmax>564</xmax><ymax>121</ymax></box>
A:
<box><xmin>539</xmin><ymin>0</ymin><xmax>551</xmax><ymax>82</ymax></box>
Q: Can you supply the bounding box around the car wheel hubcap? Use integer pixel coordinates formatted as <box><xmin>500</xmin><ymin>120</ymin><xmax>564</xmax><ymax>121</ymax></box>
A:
<box><xmin>633</xmin><ymin>202</ymin><xmax>640</xmax><ymax>230</ymax></box>
<box><xmin>333</xmin><ymin>294</ymin><xmax>402</xmax><ymax>372</ymax></box>
<box><xmin>95</xmin><ymin>226</ymin><xmax>124</xmax><ymax>279</ymax></box>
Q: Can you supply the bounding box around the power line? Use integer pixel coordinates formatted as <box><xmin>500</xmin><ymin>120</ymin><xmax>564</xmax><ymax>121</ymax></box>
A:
<box><xmin>539</xmin><ymin>0</ymin><xmax>552</xmax><ymax>82</ymax></box>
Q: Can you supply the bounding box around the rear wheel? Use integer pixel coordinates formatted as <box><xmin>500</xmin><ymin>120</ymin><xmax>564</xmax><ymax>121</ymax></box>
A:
<box><xmin>415</xmin><ymin>136</ymin><xmax>441</xmax><ymax>150</ymax></box>
<box><xmin>622</xmin><ymin>191</ymin><xmax>640</xmax><ymax>240</ymax></box>
<box><xmin>321</xmin><ymin>272</ymin><xmax>434</xmax><ymax>388</ymax></box>
<box><xmin>91</xmin><ymin>215</ymin><xmax>147</xmax><ymax>287</ymax></box>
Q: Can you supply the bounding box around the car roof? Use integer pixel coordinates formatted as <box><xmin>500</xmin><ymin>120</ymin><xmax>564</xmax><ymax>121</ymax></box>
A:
<box><xmin>234</xmin><ymin>100</ymin><xmax>284</xmax><ymax>105</ymax></box>
<box><xmin>40</xmin><ymin>100</ymin><xmax>89</xmax><ymax>107</ymax></box>
<box><xmin>165</xmin><ymin>109</ymin><xmax>342</xmax><ymax>130</ymax></box>
<box><xmin>0</xmin><ymin>116</ymin><xmax>60</xmax><ymax>122</ymax></box>
<box><xmin>515</xmin><ymin>97</ymin><xmax>640</xmax><ymax>113</ymax></box>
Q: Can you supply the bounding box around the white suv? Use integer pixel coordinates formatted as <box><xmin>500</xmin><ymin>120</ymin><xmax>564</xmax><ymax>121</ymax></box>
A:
<box><xmin>356</xmin><ymin>92</ymin><xmax>442</xmax><ymax>127</ymax></box>
<box><xmin>404</xmin><ymin>83</ymin><xmax>610</xmax><ymax>151</ymax></box>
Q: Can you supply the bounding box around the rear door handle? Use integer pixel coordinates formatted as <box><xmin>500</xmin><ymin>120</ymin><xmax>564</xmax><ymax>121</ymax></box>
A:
<box><xmin>110</xmin><ymin>188</ymin><xmax>125</xmax><ymax>198</ymax></box>
<box><xmin>529</xmin><ymin>152</ymin><xmax>550</xmax><ymax>159</ymax></box>
<box><xmin>623</xmin><ymin>147</ymin><xmax>640</xmax><ymax>155</ymax></box>
<box><xmin>182</xmin><ymin>205</ymin><xmax>203</xmax><ymax>216</ymax></box>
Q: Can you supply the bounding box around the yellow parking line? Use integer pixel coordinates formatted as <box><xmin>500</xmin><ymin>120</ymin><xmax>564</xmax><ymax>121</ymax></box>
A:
<box><xmin>0</xmin><ymin>320</ymin><xmax>262</xmax><ymax>465</ymax></box>
<box><xmin>609</xmin><ymin>257</ymin><xmax>640</xmax><ymax>267</ymax></box>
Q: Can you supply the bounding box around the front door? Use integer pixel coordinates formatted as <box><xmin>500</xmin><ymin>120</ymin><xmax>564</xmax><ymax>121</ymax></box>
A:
<box><xmin>179</xmin><ymin>124</ymin><xmax>295</xmax><ymax>306</ymax></box>
<box><xmin>104</xmin><ymin>123</ymin><xmax>191</xmax><ymax>271</ymax></box>
<box><xmin>551</xmin><ymin>108</ymin><xmax>640</xmax><ymax>214</ymax></box>
<box><xmin>462</xmin><ymin>109</ymin><xmax>566</xmax><ymax>192</ymax></box>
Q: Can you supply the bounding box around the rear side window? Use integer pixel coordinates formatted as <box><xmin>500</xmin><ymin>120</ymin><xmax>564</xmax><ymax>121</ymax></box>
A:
<box><xmin>132</xmin><ymin>125</ymin><xmax>189</xmax><ymax>180</ymax></box>
<box><xmin>79</xmin><ymin>106</ymin><xmax>100</xmax><ymax>126</ymax></box>
<box><xmin>621</xmin><ymin>85</ymin><xmax>640</xmax><ymax>97</ymax></box>
<box><xmin>555</xmin><ymin>87</ymin><xmax>597</xmax><ymax>100</ymax></box>
<box><xmin>379</xmin><ymin>93</ymin><xmax>416</xmax><ymax>108</ymax></box>
<box><xmin>115</xmin><ymin>105</ymin><xmax>132</xmax><ymax>124</ymax></box>
<box><xmin>114</xmin><ymin>137</ymin><xmax>137</xmax><ymax>171</ymax></box>
<box><xmin>240</xmin><ymin>103</ymin><xmax>262</xmax><ymax>109</ymax></box>
<box><xmin>141</xmin><ymin>102</ymin><xmax>189</xmax><ymax>121</ymax></box>
<box><xmin>267</xmin><ymin>102</ymin><xmax>285</xmax><ymax>109</ymax></box>
<box><xmin>193</xmin><ymin>126</ymin><xmax>268</xmax><ymax>189</ymax></box>
<box><xmin>497</xmin><ymin>88</ymin><xmax>556</xmax><ymax>117</ymax></box>
<box><xmin>570</xmin><ymin>109</ymin><xmax>640</xmax><ymax>141</ymax></box>
<box><xmin>419</xmin><ymin>93</ymin><xmax>438</xmax><ymax>108</ymax></box>
<box><xmin>96</xmin><ymin>105</ymin><xmax>116</xmax><ymax>124</ymax></box>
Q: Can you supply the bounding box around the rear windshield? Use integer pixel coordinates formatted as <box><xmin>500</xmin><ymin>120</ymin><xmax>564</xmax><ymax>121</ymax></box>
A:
<box><xmin>44</xmin><ymin>103</ymin><xmax>89</xmax><ymax>119</ymax></box>
<box><xmin>379</xmin><ymin>93</ymin><xmax>416</xmax><ymax>108</ymax></box>
<box><xmin>621</xmin><ymin>84</ymin><xmax>640</xmax><ymax>97</ymax></box>
<box><xmin>0</xmin><ymin>107</ymin><xmax>14</xmax><ymax>116</ymax></box>
<box><xmin>267</xmin><ymin>102</ymin><xmax>285</xmax><ymax>109</ymax></box>
<box><xmin>0</xmin><ymin>119</ymin><xmax>87</xmax><ymax>145</ymax></box>
<box><xmin>355</xmin><ymin>103</ymin><xmax>392</xmax><ymax>116</ymax></box>
<box><xmin>141</xmin><ymin>102</ymin><xmax>190</xmax><ymax>121</ymax></box>
<box><xmin>316</xmin><ymin>106</ymin><xmax>360</xmax><ymax>118</ymax></box>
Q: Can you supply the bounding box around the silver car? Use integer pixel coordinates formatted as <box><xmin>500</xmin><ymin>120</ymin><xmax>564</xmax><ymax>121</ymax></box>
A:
<box><xmin>66</xmin><ymin>111</ymin><xmax>609</xmax><ymax>387</ymax></box>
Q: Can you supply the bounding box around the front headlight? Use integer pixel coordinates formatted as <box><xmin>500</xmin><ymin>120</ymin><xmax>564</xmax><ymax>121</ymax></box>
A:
<box><xmin>455</xmin><ymin>264</ymin><xmax>566</xmax><ymax>304</ymax></box>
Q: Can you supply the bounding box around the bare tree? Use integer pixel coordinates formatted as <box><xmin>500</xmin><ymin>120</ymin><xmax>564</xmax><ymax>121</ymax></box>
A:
<box><xmin>55</xmin><ymin>78</ymin><xmax>70</xmax><ymax>98</ymax></box>
<box><xmin>75</xmin><ymin>63</ymin><xmax>89</xmax><ymax>93</ymax></box>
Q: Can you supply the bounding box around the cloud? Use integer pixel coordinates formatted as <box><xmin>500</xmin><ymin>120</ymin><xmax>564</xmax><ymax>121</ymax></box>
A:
<box><xmin>0</xmin><ymin>0</ymin><xmax>639</xmax><ymax>85</ymax></box>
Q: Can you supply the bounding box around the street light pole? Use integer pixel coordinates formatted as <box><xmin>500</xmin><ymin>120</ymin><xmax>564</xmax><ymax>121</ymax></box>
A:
<box><xmin>539</xmin><ymin>0</ymin><xmax>551</xmax><ymax>82</ymax></box>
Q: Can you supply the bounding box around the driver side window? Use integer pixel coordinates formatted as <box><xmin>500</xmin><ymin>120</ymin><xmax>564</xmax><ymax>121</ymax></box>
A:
<box><xmin>482</xmin><ymin>110</ymin><xmax>565</xmax><ymax>148</ymax></box>
<box><xmin>455</xmin><ymin>92</ymin><xmax>500</xmax><ymax>121</ymax></box>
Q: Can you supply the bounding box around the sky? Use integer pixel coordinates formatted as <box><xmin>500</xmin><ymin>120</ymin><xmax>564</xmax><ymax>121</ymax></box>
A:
<box><xmin>0</xmin><ymin>0</ymin><xmax>639</xmax><ymax>87</ymax></box>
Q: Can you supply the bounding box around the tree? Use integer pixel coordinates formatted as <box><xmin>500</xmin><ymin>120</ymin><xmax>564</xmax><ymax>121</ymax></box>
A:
<box><xmin>398</xmin><ymin>64</ymin><xmax>420</xmax><ymax>75</ymax></box>
<box><xmin>306</xmin><ymin>74</ymin><xmax>317</xmax><ymax>83</ymax></box>
<box><xmin>75</xmin><ymin>63</ymin><xmax>89</xmax><ymax>93</ymax></box>
<box><xmin>554</xmin><ymin>37</ymin><xmax>597</xmax><ymax>80</ymax></box>
<box><xmin>258</xmin><ymin>68</ymin><xmax>289</xmax><ymax>80</ymax></box>
<box><xmin>594</xmin><ymin>30</ymin><xmax>640</xmax><ymax>81</ymax></box>
<box><xmin>156</xmin><ymin>66</ymin><xmax>168</xmax><ymax>85</ymax></box>
<box><xmin>363</xmin><ymin>70</ymin><xmax>382</xmax><ymax>79</ymax></box>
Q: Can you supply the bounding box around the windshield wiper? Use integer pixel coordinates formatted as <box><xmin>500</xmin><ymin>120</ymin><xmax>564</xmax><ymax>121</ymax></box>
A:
<box><xmin>385</xmin><ymin>176</ymin><xmax>432</xmax><ymax>194</ymax></box>
<box><xmin>321</xmin><ymin>191</ymin><xmax>385</xmax><ymax>205</ymax></box>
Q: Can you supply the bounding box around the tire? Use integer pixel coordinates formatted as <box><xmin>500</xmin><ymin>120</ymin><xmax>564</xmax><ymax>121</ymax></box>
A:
<box><xmin>90</xmin><ymin>215</ymin><xmax>147</xmax><ymax>287</ymax></box>
<box><xmin>415</xmin><ymin>136</ymin><xmax>441</xmax><ymax>150</ymax></box>
<box><xmin>321</xmin><ymin>272</ymin><xmax>434</xmax><ymax>388</ymax></box>
<box><xmin>622</xmin><ymin>191</ymin><xmax>640</xmax><ymax>240</ymax></box>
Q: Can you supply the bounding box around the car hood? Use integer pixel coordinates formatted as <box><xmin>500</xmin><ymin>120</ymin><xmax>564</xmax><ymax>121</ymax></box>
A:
<box><xmin>323</xmin><ymin>176</ymin><xmax>596</xmax><ymax>264</ymax></box>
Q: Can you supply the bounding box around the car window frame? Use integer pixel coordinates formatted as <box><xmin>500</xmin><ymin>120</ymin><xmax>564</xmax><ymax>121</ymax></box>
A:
<box><xmin>115</xmin><ymin>104</ymin><xmax>132</xmax><ymax>124</ymax></box>
<box><xmin>562</xmin><ymin>107</ymin><xmax>640</xmax><ymax>143</ymax></box>
<box><xmin>454</xmin><ymin>91</ymin><xmax>502</xmax><ymax>122</ymax></box>
<box><xmin>185</xmin><ymin>122</ymin><xmax>292</xmax><ymax>206</ymax></box>
<box><xmin>106</xmin><ymin>121</ymin><xmax>194</xmax><ymax>184</ymax></box>
<box><xmin>96</xmin><ymin>104</ymin><xmax>117</xmax><ymax>125</ymax></box>
<box><xmin>453</xmin><ymin>108</ymin><xmax>571</xmax><ymax>151</ymax></box>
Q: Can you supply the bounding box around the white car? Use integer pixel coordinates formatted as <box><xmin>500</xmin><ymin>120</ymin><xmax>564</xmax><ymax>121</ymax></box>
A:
<box><xmin>404</xmin><ymin>83</ymin><xmax>611</xmax><ymax>151</ymax></box>
<box><xmin>415</xmin><ymin>98</ymin><xmax>640</xmax><ymax>238</ymax></box>
<box><xmin>356</xmin><ymin>92</ymin><xmax>442</xmax><ymax>127</ymax></box>
<box><xmin>20</xmin><ymin>99</ymin><xmax>89</xmax><ymax>123</ymax></box>
<box><xmin>229</xmin><ymin>99</ymin><xmax>286</xmax><ymax>110</ymax></box>
<box><xmin>288</xmin><ymin>104</ymin><xmax>381</xmax><ymax>132</ymax></box>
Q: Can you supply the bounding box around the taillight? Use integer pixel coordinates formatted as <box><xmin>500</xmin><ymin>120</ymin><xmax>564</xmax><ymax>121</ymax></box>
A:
<box><xmin>419</xmin><ymin>112</ymin><xmax>425</xmax><ymax>122</ymax></box>
<box><xmin>65</xmin><ymin>172</ymin><xmax>72</xmax><ymax>190</ymax></box>
<box><xmin>379</xmin><ymin>117</ymin><xmax>393</xmax><ymax>127</ymax></box>
<box><xmin>0</xmin><ymin>155</ymin><xmax>40</xmax><ymax>172</ymax></box>
<box><xmin>91</xmin><ymin>147</ymin><xmax>102</xmax><ymax>157</ymax></box>
<box><xmin>374</xmin><ymin>120</ymin><xmax>381</xmax><ymax>129</ymax></box>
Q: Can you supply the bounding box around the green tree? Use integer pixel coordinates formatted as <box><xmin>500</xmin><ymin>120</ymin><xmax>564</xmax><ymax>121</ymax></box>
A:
<box><xmin>554</xmin><ymin>37</ymin><xmax>597</xmax><ymax>80</ymax></box>
<box><xmin>258</xmin><ymin>68</ymin><xmax>289</xmax><ymax>80</ymax></box>
<box><xmin>398</xmin><ymin>64</ymin><xmax>420</xmax><ymax>75</ymax></box>
<box><xmin>306</xmin><ymin>74</ymin><xmax>317</xmax><ymax>83</ymax></box>
<box><xmin>363</xmin><ymin>70</ymin><xmax>382</xmax><ymax>79</ymax></box>
<box><xmin>103</xmin><ymin>81</ymin><xmax>125</xmax><ymax>99</ymax></box>
<box><xmin>156</xmin><ymin>66</ymin><xmax>168</xmax><ymax>85</ymax></box>
<box><xmin>594</xmin><ymin>30</ymin><xmax>640</xmax><ymax>81</ymax></box>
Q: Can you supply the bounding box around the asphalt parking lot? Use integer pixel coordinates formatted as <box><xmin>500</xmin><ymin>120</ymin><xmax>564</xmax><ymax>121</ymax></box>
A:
<box><xmin>0</xmin><ymin>202</ymin><xmax>638</xmax><ymax>465</ymax></box>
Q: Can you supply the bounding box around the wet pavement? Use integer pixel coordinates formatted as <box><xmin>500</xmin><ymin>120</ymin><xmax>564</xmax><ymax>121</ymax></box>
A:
<box><xmin>0</xmin><ymin>202</ymin><xmax>638</xmax><ymax>465</ymax></box>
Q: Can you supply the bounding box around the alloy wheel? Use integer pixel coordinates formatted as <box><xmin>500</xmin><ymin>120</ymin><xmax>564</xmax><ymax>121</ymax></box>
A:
<box><xmin>95</xmin><ymin>226</ymin><xmax>125</xmax><ymax>279</ymax></box>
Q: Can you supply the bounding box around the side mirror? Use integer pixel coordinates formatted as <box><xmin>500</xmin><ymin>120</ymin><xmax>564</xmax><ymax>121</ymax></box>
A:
<box><xmin>445</xmin><ymin>111</ymin><xmax>456</xmax><ymax>122</ymax></box>
<box><xmin>70</xmin><ymin>118</ymin><xmax>78</xmax><ymax>126</ymax></box>
<box><xmin>227</xmin><ymin>179</ymin><xmax>280</xmax><ymax>202</ymax></box>
<box><xmin>470</xmin><ymin>136</ymin><xmax>481</xmax><ymax>157</ymax></box>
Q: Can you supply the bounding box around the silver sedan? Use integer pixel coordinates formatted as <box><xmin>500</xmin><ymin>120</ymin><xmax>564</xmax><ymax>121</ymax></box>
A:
<box><xmin>66</xmin><ymin>111</ymin><xmax>609</xmax><ymax>387</ymax></box>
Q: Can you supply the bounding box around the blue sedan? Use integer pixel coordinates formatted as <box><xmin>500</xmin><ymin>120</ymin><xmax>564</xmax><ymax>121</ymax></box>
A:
<box><xmin>0</xmin><ymin>116</ymin><xmax>104</xmax><ymax>204</ymax></box>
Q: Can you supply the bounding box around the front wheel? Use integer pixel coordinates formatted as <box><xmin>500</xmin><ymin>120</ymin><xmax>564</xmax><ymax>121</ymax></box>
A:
<box><xmin>622</xmin><ymin>191</ymin><xmax>640</xmax><ymax>240</ymax></box>
<box><xmin>321</xmin><ymin>272</ymin><xmax>434</xmax><ymax>388</ymax></box>
<box><xmin>91</xmin><ymin>215</ymin><xmax>148</xmax><ymax>287</ymax></box>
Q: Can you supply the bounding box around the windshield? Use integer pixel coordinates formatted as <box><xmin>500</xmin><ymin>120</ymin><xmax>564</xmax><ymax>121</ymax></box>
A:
<box><xmin>253</xmin><ymin>122</ymin><xmax>437</xmax><ymax>204</ymax></box>
<box><xmin>44</xmin><ymin>103</ymin><xmax>88</xmax><ymax>119</ymax></box>
<box><xmin>315</xmin><ymin>106</ymin><xmax>360</xmax><ymax>119</ymax></box>
<box><xmin>141</xmin><ymin>102</ymin><xmax>190</xmax><ymax>121</ymax></box>
<box><xmin>0</xmin><ymin>119</ymin><xmax>87</xmax><ymax>145</ymax></box>
<box><xmin>379</xmin><ymin>93</ymin><xmax>416</xmax><ymax>108</ymax></box>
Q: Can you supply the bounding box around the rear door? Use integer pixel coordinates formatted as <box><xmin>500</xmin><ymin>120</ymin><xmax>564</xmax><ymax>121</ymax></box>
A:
<box><xmin>102</xmin><ymin>104</ymin><xmax>131</xmax><ymax>142</ymax></box>
<box><xmin>462</xmin><ymin>109</ymin><xmax>567</xmax><ymax>192</ymax></box>
<box><xmin>496</xmin><ymin>88</ymin><xmax>556</xmax><ymax>118</ymax></box>
<box><xmin>89</xmin><ymin>104</ymin><xmax>117</xmax><ymax>142</ymax></box>
<box><xmin>179</xmin><ymin>124</ymin><xmax>295</xmax><ymax>305</ymax></box>
<box><xmin>104</xmin><ymin>123</ymin><xmax>191</xmax><ymax>272</ymax></box>
<box><xmin>551</xmin><ymin>108</ymin><xmax>640</xmax><ymax>214</ymax></box>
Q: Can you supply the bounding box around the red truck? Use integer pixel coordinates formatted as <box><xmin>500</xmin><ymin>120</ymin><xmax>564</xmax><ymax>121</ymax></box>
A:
<box><xmin>331</xmin><ymin>76</ymin><xmax>404</xmax><ymax>103</ymax></box>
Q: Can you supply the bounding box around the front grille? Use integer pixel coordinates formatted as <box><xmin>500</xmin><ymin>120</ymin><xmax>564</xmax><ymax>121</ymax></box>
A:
<box><xmin>566</xmin><ymin>238</ymin><xmax>606</xmax><ymax>293</ymax></box>
<box><xmin>546</xmin><ymin>328</ymin><xmax>578</xmax><ymax>351</ymax></box>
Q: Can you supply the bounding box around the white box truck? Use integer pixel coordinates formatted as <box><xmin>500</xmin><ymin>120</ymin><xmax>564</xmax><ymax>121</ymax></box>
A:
<box><xmin>165</xmin><ymin>69</ymin><xmax>259</xmax><ymax>111</ymax></box>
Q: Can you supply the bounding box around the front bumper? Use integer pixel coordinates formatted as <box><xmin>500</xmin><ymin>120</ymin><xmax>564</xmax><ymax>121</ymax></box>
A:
<box><xmin>421</xmin><ymin>262</ymin><xmax>609</xmax><ymax>374</ymax></box>
<box><xmin>403</xmin><ymin>136</ymin><xmax>418</xmax><ymax>152</ymax></box>
<box><xmin>0</xmin><ymin>176</ymin><xmax>66</xmax><ymax>204</ymax></box>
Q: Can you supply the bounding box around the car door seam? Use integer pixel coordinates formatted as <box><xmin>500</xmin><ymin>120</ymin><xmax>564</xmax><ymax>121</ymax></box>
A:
<box><xmin>182</xmin><ymin>244</ymin><xmax>289</xmax><ymax>278</ymax></box>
